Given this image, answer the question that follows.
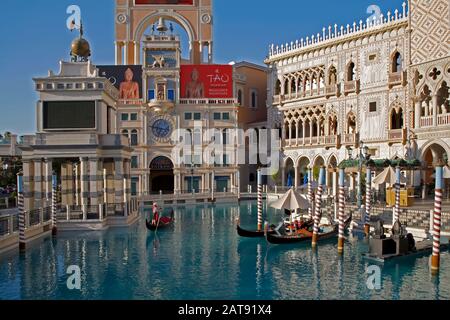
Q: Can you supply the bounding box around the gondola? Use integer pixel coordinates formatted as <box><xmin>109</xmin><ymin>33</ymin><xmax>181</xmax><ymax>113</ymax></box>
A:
<box><xmin>237</xmin><ymin>225</ymin><xmax>276</xmax><ymax>238</ymax></box>
<box><xmin>237</xmin><ymin>219</ymin><xmax>314</xmax><ymax>238</ymax></box>
<box><xmin>146</xmin><ymin>218</ymin><xmax>174</xmax><ymax>231</ymax></box>
<box><xmin>266</xmin><ymin>216</ymin><xmax>351</xmax><ymax>245</ymax></box>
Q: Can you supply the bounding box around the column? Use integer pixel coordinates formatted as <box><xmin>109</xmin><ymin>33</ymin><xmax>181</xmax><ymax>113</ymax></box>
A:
<box><xmin>309</xmin><ymin>121</ymin><xmax>313</xmax><ymax>144</ymax></box>
<box><xmin>22</xmin><ymin>160</ymin><xmax>34</xmax><ymax>212</ymax></box>
<box><xmin>115</xmin><ymin>41</ymin><xmax>123</xmax><ymax>65</ymax></box>
<box><xmin>288</xmin><ymin>123</ymin><xmax>292</xmax><ymax>146</ymax></box>
<box><xmin>123</xmin><ymin>42</ymin><xmax>129</xmax><ymax>65</ymax></box>
<box><xmin>208</xmin><ymin>41</ymin><xmax>213</xmax><ymax>64</ymax></box>
<box><xmin>61</xmin><ymin>163</ymin><xmax>69</xmax><ymax>206</ymax></box>
<box><xmin>294</xmin><ymin>166</ymin><xmax>299</xmax><ymax>189</ymax></box>
<box><xmin>80</xmin><ymin>158</ymin><xmax>89</xmax><ymax>218</ymax></box>
<box><xmin>296</xmin><ymin>122</ymin><xmax>299</xmax><ymax>146</ymax></box>
<box><xmin>114</xmin><ymin>158</ymin><xmax>124</xmax><ymax>207</ymax></box>
<box><xmin>302</xmin><ymin>122</ymin><xmax>306</xmax><ymax>145</ymax></box>
<box><xmin>134</xmin><ymin>41</ymin><xmax>140</xmax><ymax>65</ymax></box>
<box><xmin>44</xmin><ymin>159</ymin><xmax>53</xmax><ymax>202</ymax></box>
<box><xmin>332</xmin><ymin>171</ymin><xmax>338</xmax><ymax>198</ymax></box>
<box><xmin>432</xmin><ymin>95</ymin><xmax>438</xmax><ymax>127</ymax></box>
<box><xmin>34</xmin><ymin>159</ymin><xmax>43</xmax><ymax>208</ymax></box>
<box><xmin>415</xmin><ymin>100</ymin><xmax>421</xmax><ymax>129</ymax></box>
<box><xmin>89</xmin><ymin>158</ymin><xmax>99</xmax><ymax>206</ymax></box>
<box><xmin>65</xmin><ymin>163</ymin><xmax>74</xmax><ymax>206</ymax></box>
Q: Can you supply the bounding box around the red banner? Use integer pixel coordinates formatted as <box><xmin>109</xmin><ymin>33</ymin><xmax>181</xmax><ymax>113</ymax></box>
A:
<box><xmin>181</xmin><ymin>65</ymin><xmax>233</xmax><ymax>99</ymax></box>
<box><xmin>135</xmin><ymin>0</ymin><xmax>194</xmax><ymax>5</ymax></box>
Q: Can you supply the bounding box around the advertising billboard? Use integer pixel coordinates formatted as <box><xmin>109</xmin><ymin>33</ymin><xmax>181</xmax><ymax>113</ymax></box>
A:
<box><xmin>135</xmin><ymin>0</ymin><xmax>194</xmax><ymax>5</ymax></box>
<box><xmin>180</xmin><ymin>65</ymin><xmax>233</xmax><ymax>99</ymax></box>
<box><xmin>43</xmin><ymin>101</ymin><xmax>96</xmax><ymax>130</ymax></box>
<box><xmin>97</xmin><ymin>65</ymin><xmax>143</xmax><ymax>100</ymax></box>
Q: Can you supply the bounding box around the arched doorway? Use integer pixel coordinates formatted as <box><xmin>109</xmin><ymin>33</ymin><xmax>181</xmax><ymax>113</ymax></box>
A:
<box><xmin>284</xmin><ymin>158</ymin><xmax>295</xmax><ymax>187</ymax></box>
<box><xmin>297</xmin><ymin>157</ymin><xmax>311</xmax><ymax>186</ymax></box>
<box><xmin>150</xmin><ymin>156</ymin><xmax>174</xmax><ymax>194</ymax></box>
<box><xmin>421</xmin><ymin>143</ymin><xmax>448</xmax><ymax>198</ymax></box>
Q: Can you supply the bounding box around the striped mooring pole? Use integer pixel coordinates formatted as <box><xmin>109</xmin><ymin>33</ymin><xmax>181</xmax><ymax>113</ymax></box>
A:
<box><xmin>393</xmin><ymin>166</ymin><xmax>401</xmax><ymax>224</ymax></box>
<box><xmin>338</xmin><ymin>168</ymin><xmax>346</xmax><ymax>254</ymax></box>
<box><xmin>52</xmin><ymin>173</ymin><xmax>58</xmax><ymax>236</ymax></box>
<box><xmin>364</xmin><ymin>167</ymin><xmax>372</xmax><ymax>236</ymax></box>
<box><xmin>308</xmin><ymin>167</ymin><xmax>314</xmax><ymax>220</ymax></box>
<box><xmin>431</xmin><ymin>164</ymin><xmax>444</xmax><ymax>274</ymax></box>
<box><xmin>17</xmin><ymin>173</ymin><xmax>26</xmax><ymax>252</ymax></box>
<box><xmin>257</xmin><ymin>170</ymin><xmax>263</xmax><ymax>232</ymax></box>
<box><xmin>312</xmin><ymin>167</ymin><xmax>326</xmax><ymax>247</ymax></box>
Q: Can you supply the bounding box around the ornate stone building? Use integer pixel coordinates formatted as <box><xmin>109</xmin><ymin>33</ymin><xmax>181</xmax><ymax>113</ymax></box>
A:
<box><xmin>265</xmin><ymin>0</ymin><xmax>449</xmax><ymax>196</ymax></box>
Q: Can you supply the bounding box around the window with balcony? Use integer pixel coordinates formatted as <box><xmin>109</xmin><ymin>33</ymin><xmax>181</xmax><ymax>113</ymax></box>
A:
<box><xmin>390</xmin><ymin>108</ymin><xmax>404</xmax><ymax>130</ymax></box>
<box><xmin>237</xmin><ymin>89</ymin><xmax>243</xmax><ymax>105</ymax></box>
<box><xmin>392</xmin><ymin>52</ymin><xmax>402</xmax><ymax>73</ymax></box>
<box><xmin>328</xmin><ymin>66</ymin><xmax>337</xmax><ymax>85</ymax></box>
<box><xmin>275</xmin><ymin>80</ymin><xmax>281</xmax><ymax>95</ymax></box>
<box><xmin>347</xmin><ymin>62</ymin><xmax>356</xmax><ymax>81</ymax></box>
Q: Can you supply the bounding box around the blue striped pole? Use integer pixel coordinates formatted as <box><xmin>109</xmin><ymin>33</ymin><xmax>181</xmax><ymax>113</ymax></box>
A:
<box><xmin>338</xmin><ymin>168</ymin><xmax>346</xmax><ymax>253</ymax></box>
<box><xmin>17</xmin><ymin>173</ymin><xmax>26</xmax><ymax>252</ymax></box>
<box><xmin>312</xmin><ymin>167</ymin><xmax>326</xmax><ymax>247</ymax></box>
<box><xmin>431</xmin><ymin>165</ymin><xmax>444</xmax><ymax>274</ymax></box>
<box><xmin>52</xmin><ymin>173</ymin><xmax>57</xmax><ymax>236</ymax></box>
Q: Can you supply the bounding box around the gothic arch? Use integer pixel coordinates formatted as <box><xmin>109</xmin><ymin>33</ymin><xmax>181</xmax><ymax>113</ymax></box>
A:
<box><xmin>134</xmin><ymin>11</ymin><xmax>196</xmax><ymax>48</ymax></box>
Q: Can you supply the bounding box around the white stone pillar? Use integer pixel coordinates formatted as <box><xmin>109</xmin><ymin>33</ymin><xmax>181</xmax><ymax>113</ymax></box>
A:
<box><xmin>115</xmin><ymin>41</ymin><xmax>123</xmax><ymax>65</ymax></box>
<box><xmin>415</xmin><ymin>100</ymin><xmax>421</xmax><ymax>129</ymax></box>
<box><xmin>134</xmin><ymin>41</ymin><xmax>140</xmax><ymax>65</ymax></box>
<box><xmin>114</xmin><ymin>158</ymin><xmax>124</xmax><ymax>206</ymax></box>
<box><xmin>89</xmin><ymin>158</ymin><xmax>99</xmax><ymax>206</ymax></box>
<box><xmin>80</xmin><ymin>158</ymin><xmax>89</xmax><ymax>218</ymax></box>
<box><xmin>432</xmin><ymin>95</ymin><xmax>438</xmax><ymax>127</ymax></box>
<box><xmin>34</xmin><ymin>159</ymin><xmax>43</xmax><ymax>208</ymax></box>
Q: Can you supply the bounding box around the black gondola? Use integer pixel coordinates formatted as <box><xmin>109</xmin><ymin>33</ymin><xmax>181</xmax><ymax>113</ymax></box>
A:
<box><xmin>146</xmin><ymin>218</ymin><xmax>174</xmax><ymax>231</ymax></box>
<box><xmin>237</xmin><ymin>225</ymin><xmax>276</xmax><ymax>238</ymax></box>
<box><xmin>266</xmin><ymin>216</ymin><xmax>352</xmax><ymax>245</ymax></box>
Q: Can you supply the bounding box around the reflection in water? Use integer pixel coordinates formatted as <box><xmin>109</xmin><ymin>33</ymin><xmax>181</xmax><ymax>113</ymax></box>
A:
<box><xmin>0</xmin><ymin>201</ymin><xmax>450</xmax><ymax>300</ymax></box>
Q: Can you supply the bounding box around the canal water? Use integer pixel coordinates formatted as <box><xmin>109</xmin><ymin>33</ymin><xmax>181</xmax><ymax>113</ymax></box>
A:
<box><xmin>0</xmin><ymin>201</ymin><xmax>449</xmax><ymax>300</ymax></box>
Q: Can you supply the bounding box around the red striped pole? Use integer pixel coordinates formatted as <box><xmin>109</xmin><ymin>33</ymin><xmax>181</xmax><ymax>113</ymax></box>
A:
<box><xmin>308</xmin><ymin>167</ymin><xmax>314</xmax><ymax>220</ymax></box>
<box><xmin>312</xmin><ymin>167</ymin><xmax>325</xmax><ymax>247</ymax></box>
<box><xmin>431</xmin><ymin>164</ymin><xmax>444</xmax><ymax>274</ymax></box>
<box><xmin>17</xmin><ymin>173</ymin><xmax>26</xmax><ymax>252</ymax></box>
<box><xmin>364</xmin><ymin>167</ymin><xmax>372</xmax><ymax>236</ymax></box>
<box><xmin>338</xmin><ymin>168</ymin><xmax>346</xmax><ymax>254</ymax></box>
<box><xmin>393</xmin><ymin>166</ymin><xmax>401</xmax><ymax>224</ymax></box>
<box><xmin>257</xmin><ymin>170</ymin><xmax>263</xmax><ymax>232</ymax></box>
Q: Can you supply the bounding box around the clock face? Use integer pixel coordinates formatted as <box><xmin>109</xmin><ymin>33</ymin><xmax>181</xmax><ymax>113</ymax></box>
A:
<box><xmin>152</xmin><ymin>119</ymin><xmax>171</xmax><ymax>138</ymax></box>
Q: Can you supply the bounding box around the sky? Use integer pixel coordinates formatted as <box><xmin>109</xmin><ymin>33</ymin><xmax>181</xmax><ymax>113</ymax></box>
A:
<box><xmin>0</xmin><ymin>0</ymin><xmax>405</xmax><ymax>135</ymax></box>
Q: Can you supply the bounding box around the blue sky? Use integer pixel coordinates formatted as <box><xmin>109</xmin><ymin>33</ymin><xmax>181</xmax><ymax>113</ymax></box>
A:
<box><xmin>0</xmin><ymin>0</ymin><xmax>405</xmax><ymax>134</ymax></box>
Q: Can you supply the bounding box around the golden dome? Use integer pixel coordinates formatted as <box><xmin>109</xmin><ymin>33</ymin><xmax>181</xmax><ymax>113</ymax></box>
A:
<box><xmin>71</xmin><ymin>37</ymin><xmax>91</xmax><ymax>59</ymax></box>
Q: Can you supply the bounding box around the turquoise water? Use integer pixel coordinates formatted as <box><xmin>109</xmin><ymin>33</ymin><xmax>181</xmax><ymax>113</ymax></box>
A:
<box><xmin>0</xmin><ymin>201</ymin><xmax>449</xmax><ymax>300</ymax></box>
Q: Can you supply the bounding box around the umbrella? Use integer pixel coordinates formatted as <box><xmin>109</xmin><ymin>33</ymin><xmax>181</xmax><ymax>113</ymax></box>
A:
<box><xmin>287</xmin><ymin>173</ymin><xmax>293</xmax><ymax>188</ymax></box>
<box><xmin>270</xmin><ymin>189</ymin><xmax>310</xmax><ymax>211</ymax></box>
<box><xmin>373</xmin><ymin>167</ymin><xmax>407</xmax><ymax>186</ymax></box>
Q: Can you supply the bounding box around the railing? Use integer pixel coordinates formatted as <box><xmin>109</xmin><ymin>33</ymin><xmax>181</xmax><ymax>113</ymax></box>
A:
<box><xmin>29</xmin><ymin>209</ymin><xmax>41</xmax><ymax>227</ymax></box>
<box><xmin>420</xmin><ymin>116</ymin><xmax>433</xmax><ymax>127</ymax></box>
<box><xmin>325</xmin><ymin>84</ymin><xmax>340</xmax><ymax>97</ymax></box>
<box><xmin>268</xmin><ymin>3</ymin><xmax>408</xmax><ymax>58</ymax></box>
<box><xmin>119</xmin><ymin>99</ymin><xmax>144</xmax><ymax>105</ymax></box>
<box><xmin>438</xmin><ymin>113</ymin><xmax>450</xmax><ymax>126</ymax></box>
<box><xmin>388</xmin><ymin>72</ymin><xmax>402</xmax><ymax>84</ymax></box>
<box><xmin>342</xmin><ymin>133</ymin><xmax>359</xmax><ymax>146</ymax></box>
<box><xmin>388</xmin><ymin>129</ymin><xmax>403</xmax><ymax>141</ymax></box>
<box><xmin>179</xmin><ymin>99</ymin><xmax>238</xmax><ymax>105</ymax></box>
<box><xmin>344</xmin><ymin>80</ymin><xmax>360</xmax><ymax>94</ymax></box>
<box><xmin>273</xmin><ymin>95</ymin><xmax>281</xmax><ymax>105</ymax></box>
<box><xmin>324</xmin><ymin>135</ymin><xmax>337</xmax><ymax>146</ymax></box>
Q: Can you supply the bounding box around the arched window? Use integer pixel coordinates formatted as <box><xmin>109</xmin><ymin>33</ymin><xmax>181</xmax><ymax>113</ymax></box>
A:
<box><xmin>284</xmin><ymin>79</ymin><xmax>289</xmax><ymax>95</ymax></box>
<box><xmin>347</xmin><ymin>62</ymin><xmax>356</xmax><ymax>81</ymax></box>
<box><xmin>121</xmin><ymin>130</ymin><xmax>129</xmax><ymax>139</ymax></box>
<box><xmin>237</xmin><ymin>89</ymin><xmax>243</xmax><ymax>105</ymax></box>
<box><xmin>391</xmin><ymin>108</ymin><xmax>404</xmax><ymax>130</ymax></box>
<box><xmin>290</xmin><ymin>122</ymin><xmax>297</xmax><ymax>139</ymax></box>
<box><xmin>328</xmin><ymin>66</ymin><xmax>337</xmax><ymax>85</ymax></box>
<box><xmin>275</xmin><ymin>79</ymin><xmax>282</xmax><ymax>95</ymax></box>
<box><xmin>130</xmin><ymin>129</ymin><xmax>138</xmax><ymax>146</ymax></box>
<box><xmin>347</xmin><ymin>113</ymin><xmax>356</xmax><ymax>134</ymax></box>
<box><xmin>392</xmin><ymin>52</ymin><xmax>402</xmax><ymax>73</ymax></box>
<box><xmin>251</xmin><ymin>91</ymin><xmax>257</xmax><ymax>108</ymax></box>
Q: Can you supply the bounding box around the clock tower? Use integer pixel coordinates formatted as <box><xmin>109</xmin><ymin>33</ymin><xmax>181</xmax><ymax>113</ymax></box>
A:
<box><xmin>115</xmin><ymin>0</ymin><xmax>213</xmax><ymax>65</ymax></box>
